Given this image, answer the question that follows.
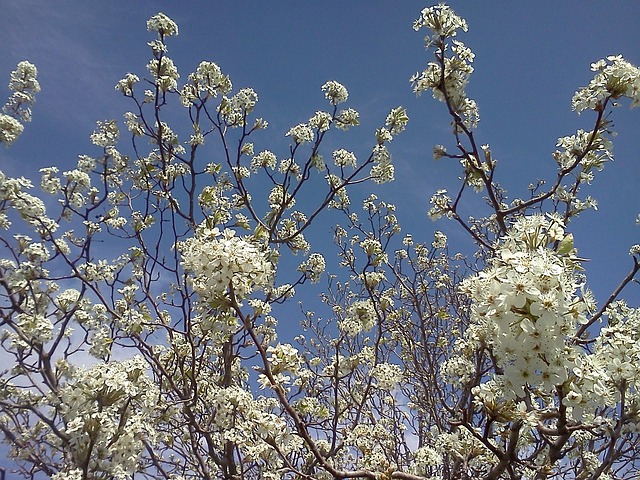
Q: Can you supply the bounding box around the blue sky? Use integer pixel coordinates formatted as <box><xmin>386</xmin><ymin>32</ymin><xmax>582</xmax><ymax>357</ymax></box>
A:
<box><xmin>2</xmin><ymin>3</ymin><xmax>640</xmax><ymax>302</ymax></box>
<box><xmin>1</xmin><ymin>2</ymin><xmax>640</xmax><ymax>308</ymax></box>
<box><xmin>1</xmin><ymin>0</ymin><xmax>640</xmax><ymax>474</ymax></box>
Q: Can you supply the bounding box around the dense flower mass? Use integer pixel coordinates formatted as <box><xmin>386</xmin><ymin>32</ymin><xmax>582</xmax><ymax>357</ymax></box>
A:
<box><xmin>180</xmin><ymin>61</ymin><xmax>232</xmax><ymax>105</ymax></box>
<box><xmin>453</xmin><ymin>215</ymin><xmax>588</xmax><ymax>398</ymax></box>
<box><xmin>146</xmin><ymin>12</ymin><xmax>178</xmax><ymax>37</ymax></box>
<box><xmin>413</xmin><ymin>4</ymin><xmax>468</xmax><ymax>40</ymax></box>
<box><xmin>573</xmin><ymin>55</ymin><xmax>640</xmax><ymax>112</ymax></box>
<box><xmin>1</xmin><ymin>61</ymin><xmax>39</xmax><ymax>146</ymax></box>
<box><xmin>58</xmin><ymin>358</ymin><xmax>159</xmax><ymax>479</ymax></box>
<box><xmin>2</xmin><ymin>5</ymin><xmax>640</xmax><ymax>480</ymax></box>
<box><xmin>0</xmin><ymin>114</ymin><xmax>23</xmax><ymax>146</ymax></box>
<box><xmin>285</xmin><ymin>123</ymin><xmax>314</xmax><ymax>144</ymax></box>
<box><xmin>321</xmin><ymin>80</ymin><xmax>348</xmax><ymax>105</ymax></box>
<box><xmin>179</xmin><ymin>226</ymin><xmax>274</xmax><ymax>303</ymax></box>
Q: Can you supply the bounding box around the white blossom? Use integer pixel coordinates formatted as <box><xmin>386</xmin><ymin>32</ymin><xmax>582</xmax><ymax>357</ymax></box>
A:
<box><xmin>321</xmin><ymin>80</ymin><xmax>348</xmax><ymax>105</ymax></box>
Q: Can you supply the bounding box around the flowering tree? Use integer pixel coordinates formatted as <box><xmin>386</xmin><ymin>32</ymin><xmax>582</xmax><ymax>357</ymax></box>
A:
<box><xmin>1</xmin><ymin>5</ymin><xmax>640</xmax><ymax>480</ymax></box>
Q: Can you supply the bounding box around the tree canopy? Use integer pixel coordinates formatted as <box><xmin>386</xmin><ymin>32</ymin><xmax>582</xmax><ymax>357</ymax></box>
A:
<box><xmin>1</xmin><ymin>4</ymin><xmax>640</xmax><ymax>480</ymax></box>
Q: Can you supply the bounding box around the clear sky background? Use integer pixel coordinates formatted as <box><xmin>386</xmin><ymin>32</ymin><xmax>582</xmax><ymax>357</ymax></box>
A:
<box><xmin>1</xmin><ymin>0</ymin><xmax>640</xmax><ymax>474</ymax></box>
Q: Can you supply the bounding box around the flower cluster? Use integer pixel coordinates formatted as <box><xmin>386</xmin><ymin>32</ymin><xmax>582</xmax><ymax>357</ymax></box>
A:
<box><xmin>564</xmin><ymin>301</ymin><xmax>640</xmax><ymax>422</ymax></box>
<box><xmin>334</xmin><ymin>107</ymin><xmax>360</xmax><ymax>130</ymax></box>
<box><xmin>218</xmin><ymin>87</ymin><xmax>259</xmax><ymax>126</ymax></box>
<box><xmin>58</xmin><ymin>358</ymin><xmax>159</xmax><ymax>479</ymax></box>
<box><xmin>371</xmin><ymin>362</ymin><xmax>403</xmax><ymax>390</ymax></box>
<box><xmin>180</xmin><ymin>61</ymin><xmax>232</xmax><ymax>105</ymax></box>
<box><xmin>308</xmin><ymin>110</ymin><xmax>332</xmax><ymax>131</ymax></box>
<box><xmin>573</xmin><ymin>55</ymin><xmax>640</xmax><ymax>112</ymax></box>
<box><xmin>321</xmin><ymin>80</ymin><xmax>348</xmax><ymax>105</ymax></box>
<box><xmin>340</xmin><ymin>299</ymin><xmax>378</xmax><ymax>336</ymax></box>
<box><xmin>179</xmin><ymin>226</ymin><xmax>274</xmax><ymax>304</ymax></box>
<box><xmin>332</xmin><ymin>148</ymin><xmax>357</xmax><ymax>168</ymax></box>
<box><xmin>147</xmin><ymin>56</ymin><xmax>179</xmax><ymax>92</ymax></box>
<box><xmin>298</xmin><ymin>252</ymin><xmax>326</xmax><ymax>283</ymax></box>
<box><xmin>456</xmin><ymin>215</ymin><xmax>588</xmax><ymax>398</ymax></box>
<box><xmin>411</xmin><ymin>5</ymin><xmax>478</xmax><ymax>128</ymax></box>
<box><xmin>115</xmin><ymin>73</ymin><xmax>139</xmax><ymax>96</ymax></box>
<box><xmin>427</xmin><ymin>189</ymin><xmax>451</xmax><ymax>220</ymax></box>
<box><xmin>0</xmin><ymin>114</ymin><xmax>23</xmax><ymax>147</ymax></box>
<box><xmin>286</xmin><ymin>123</ymin><xmax>314</xmax><ymax>144</ymax></box>
<box><xmin>146</xmin><ymin>12</ymin><xmax>179</xmax><ymax>37</ymax></box>
<box><xmin>1</xmin><ymin>61</ymin><xmax>40</xmax><ymax>145</ymax></box>
<box><xmin>198</xmin><ymin>385</ymin><xmax>301</xmax><ymax>473</ymax></box>
<box><xmin>251</xmin><ymin>150</ymin><xmax>278</xmax><ymax>172</ymax></box>
<box><xmin>412</xmin><ymin>4</ymin><xmax>468</xmax><ymax>42</ymax></box>
<box><xmin>385</xmin><ymin>106</ymin><xmax>409</xmax><ymax>135</ymax></box>
<box><xmin>370</xmin><ymin>145</ymin><xmax>394</xmax><ymax>184</ymax></box>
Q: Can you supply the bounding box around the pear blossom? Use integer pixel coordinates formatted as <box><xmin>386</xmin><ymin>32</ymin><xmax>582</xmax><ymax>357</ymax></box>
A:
<box><xmin>179</xmin><ymin>226</ymin><xmax>274</xmax><ymax>303</ymax></box>
<box><xmin>321</xmin><ymin>80</ymin><xmax>348</xmax><ymax>105</ymax></box>
<box><xmin>285</xmin><ymin>123</ymin><xmax>314</xmax><ymax>144</ymax></box>
<box><xmin>146</xmin><ymin>12</ymin><xmax>178</xmax><ymax>37</ymax></box>
<box><xmin>2</xmin><ymin>5</ymin><xmax>640</xmax><ymax>480</ymax></box>
<box><xmin>1</xmin><ymin>61</ymin><xmax>40</xmax><ymax>141</ymax></box>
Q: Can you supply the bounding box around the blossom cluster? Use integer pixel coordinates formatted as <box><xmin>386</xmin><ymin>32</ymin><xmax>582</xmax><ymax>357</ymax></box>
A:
<box><xmin>218</xmin><ymin>87</ymin><xmax>259</xmax><ymax>126</ymax></box>
<box><xmin>179</xmin><ymin>226</ymin><xmax>274</xmax><ymax>304</ymax></box>
<box><xmin>0</xmin><ymin>61</ymin><xmax>40</xmax><ymax>146</ymax></box>
<box><xmin>297</xmin><ymin>252</ymin><xmax>326</xmax><ymax>283</ymax></box>
<box><xmin>412</xmin><ymin>3</ymin><xmax>468</xmax><ymax>42</ymax></box>
<box><xmin>321</xmin><ymin>80</ymin><xmax>348</xmax><ymax>105</ymax></box>
<box><xmin>57</xmin><ymin>357</ymin><xmax>159</xmax><ymax>479</ymax></box>
<box><xmin>180</xmin><ymin>61</ymin><xmax>232</xmax><ymax>105</ymax></box>
<box><xmin>563</xmin><ymin>301</ymin><xmax>640</xmax><ymax>423</ymax></box>
<box><xmin>411</xmin><ymin>5</ymin><xmax>478</xmax><ymax>128</ymax></box>
<box><xmin>146</xmin><ymin>12</ymin><xmax>179</xmax><ymax>37</ymax></box>
<box><xmin>573</xmin><ymin>55</ymin><xmax>640</xmax><ymax>112</ymax></box>
<box><xmin>454</xmin><ymin>215</ymin><xmax>588</xmax><ymax>399</ymax></box>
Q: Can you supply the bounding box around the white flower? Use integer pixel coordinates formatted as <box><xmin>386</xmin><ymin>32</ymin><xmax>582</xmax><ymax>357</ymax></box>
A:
<box><xmin>332</xmin><ymin>148</ymin><xmax>357</xmax><ymax>168</ymax></box>
<box><xmin>268</xmin><ymin>185</ymin><xmax>295</xmax><ymax>209</ymax></box>
<box><xmin>90</xmin><ymin>120</ymin><xmax>119</xmax><ymax>148</ymax></box>
<box><xmin>115</xmin><ymin>73</ymin><xmax>139</xmax><ymax>96</ymax></box>
<box><xmin>267</xmin><ymin>343</ymin><xmax>301</xmax><ymax>374</ymax></box>
<box><xmin>251</xmin><ymin>150</ymin><xmax>277</xmax><ymax>172</ymax></box>
<box><xmin>217</xmin><ymin>88</ymin><xmax>258</xmax><ymax>127</ymax></box>
<box><xmin>371</xmin><ymin>363</ymin><xmax>403</xmax><ymax>390</ymax></box>
<box><xmin>340</xmin><ymin>299</ymin><xmax>377</xmax><ymax>336</ymax></box>
<box><xmin>385</xmin><ymin>106</ymin><xmax>409</xmax><ymax>135</ymax></box>
<box><xmin>370</xmin><ymin>145</ymin><xmax>394</xmax><ymax>184</ymax></box>
<box><xmin>2</xmin><ymin>61</ymin><xmax>40</xmax><ymax>126</ymax></box>
<box><xmin>428</xmin><ymin>189</ymin><xmax>451</xmax><ymax>220</ymax></box>
<box><xmin>285</xmin><ymin>123</ymin><xmax>314</xmax><ymax>144</ymax></box>
<box><xmin>182</xmin><ymin>61</ymin><xmax>232</xmax><ymax>104</ymax></box>
<box><xmin>413</xmin><ymin>4</ymin><xmax>468</xmax><ymax>38</ymax></box>
<box><xmin>335</xmin><ymin>108</ymin><xmax>360</xmax><ymax>130</ymax></box>
<box><xmin>147</xmin><ymin>56</ymin><xmax>179</xmax><ymax>92</ymax></box>
<box><xmin>298</xmin><ymin>253</ymin><xmax>326</xmax><ymax>283</ymax></box>
<box><xmin>52</xmin><ymin>470</ymin><xmax>83</xmax><ymax>480</ymax></box>
<box><xmin>59</xmin><ymin>357</ymin><xmax>159</xmax><ymax>479</ymax></box>
<box><xmin>375</xmin><ymin>127</ymin><xmax>393</xmax><ymax>144</ymax></box>
<box><xmin>0</xmin><ymin>113</ymin><xmax>24</xmax><ymax>146</ymax></box>
<box><xmin>432</xmin><ymin>230</ymin><xmax>447</xmax><ymax>249</ymax></box>
<box><xmin>179</xmin><ymin>227</ymin><xmax>273</xmax><ymax>304</ymax></box>
<box><xmin>308</xmin><ymin>110</ymin><xmax>332</xmax><ymax>131</ymax></box>
<box><xmin>147</xmin><ymin>12</ymin><xmax>179</xmax><ymax>37</ymax></box>
<box><xmin>321</xmin><ymin>80</ymin><xmax>348</xmax><ymax>105</ymax></box>
<box><xmin>573</xmin><ymin>55</ymin><xmax>640</xmax><ymax>112</ymax></box>
<box><xmin>458</xmin><ymin>215</ymin><xmax>587</xmax><ymax>400</ymax></box>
